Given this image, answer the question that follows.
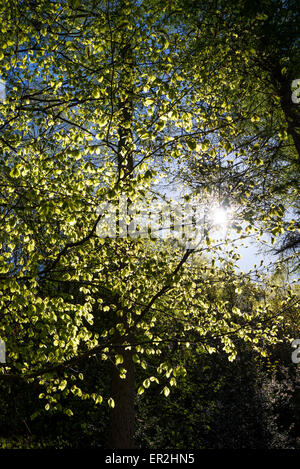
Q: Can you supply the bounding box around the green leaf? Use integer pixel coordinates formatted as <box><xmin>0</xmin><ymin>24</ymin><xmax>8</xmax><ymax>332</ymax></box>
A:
<box><xmin>143</xmin><ymin>378</ymin><xmax>150</xmax><ymax>388</ymax></box>
<box><xmin>108</xmin><ymin>398</ymin><xmax>115</xmax><ymax>408</ymax></box>
<box><xmin>93</xmin><ymin>89</ymin><xmax>100</xmax><ymax>99</ymax></box>
<box><xmin>115</xmin><ymin>354</ymin><xmax>123</xmax><ymax>365</ymax></box>
<box><xmin>58</xmin><ymin>380</ymin><xmax>67</xmax><ymax>391</ymax></box>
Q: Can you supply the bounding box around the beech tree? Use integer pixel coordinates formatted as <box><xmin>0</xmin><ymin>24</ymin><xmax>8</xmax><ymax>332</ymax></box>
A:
<box><xmin>0</xmin><ymin>0</ymin><xmax>297</xmax><ymax>448</ymax></box>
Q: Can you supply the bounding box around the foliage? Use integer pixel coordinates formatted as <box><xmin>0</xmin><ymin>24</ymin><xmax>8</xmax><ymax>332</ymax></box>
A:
<box><xmin>0</xmin><ymin>0</ymin><xmax>299</xmax><ymax>449</ymax></box>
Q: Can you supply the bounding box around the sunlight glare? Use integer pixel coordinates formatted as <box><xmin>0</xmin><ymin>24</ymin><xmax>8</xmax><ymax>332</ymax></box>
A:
<box><xmin>211</xmin><ymin>207</ymin><xmax>228</xmax><ymax>226</ymax></box>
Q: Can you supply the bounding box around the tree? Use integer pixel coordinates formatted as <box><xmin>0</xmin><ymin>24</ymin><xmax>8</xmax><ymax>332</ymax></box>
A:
<box><xmin>172</xmin><ymin>0</ymin><xmax>300</xmax><ymax>266</ymax></box>
<box><xmin>0</xmin><ymin>0</ymin><xmax>296</xmax><ymax>448</ymax></box>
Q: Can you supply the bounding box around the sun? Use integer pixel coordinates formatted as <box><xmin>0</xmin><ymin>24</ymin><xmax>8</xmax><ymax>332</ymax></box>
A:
<box><xmin>211</xmin><ymin>206</ymin><xmax>228</xmax><ymax>226</ymax></box>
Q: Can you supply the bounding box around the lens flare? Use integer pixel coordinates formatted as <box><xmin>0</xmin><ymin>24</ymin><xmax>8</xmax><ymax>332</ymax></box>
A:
<box><xmin>211</xmin><ymin>207</ymin><xmax>228</xmax><ymax>225</ymax></box>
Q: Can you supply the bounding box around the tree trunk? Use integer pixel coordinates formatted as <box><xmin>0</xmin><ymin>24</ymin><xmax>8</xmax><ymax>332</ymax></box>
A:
<box><xmin>107</xmin><ymin>348</ymin><xmax>136</xmax><ymax>448</ymax></box>
<box><xmin>107</xmin><ymin>19</ymin><xmax>135</xmax><ymax>448</ymax></box>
